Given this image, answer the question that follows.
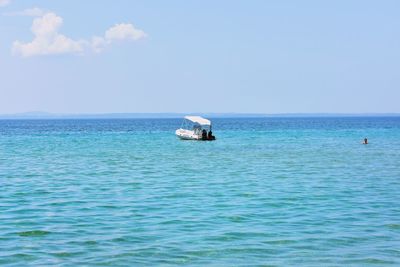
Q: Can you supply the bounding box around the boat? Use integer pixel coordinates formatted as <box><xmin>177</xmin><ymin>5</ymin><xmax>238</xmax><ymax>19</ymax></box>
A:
<box><xmin>176</xmin><ymin>116</ymin><xmax>216</xmax><ymax>141</ymax></box>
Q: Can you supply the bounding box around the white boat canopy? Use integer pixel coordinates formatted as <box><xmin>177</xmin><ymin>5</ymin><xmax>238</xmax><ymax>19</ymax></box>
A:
<box><xmin>184</xmin><ymin>116</ymin><xmax>211</xmax><ymax>126</ymax></box>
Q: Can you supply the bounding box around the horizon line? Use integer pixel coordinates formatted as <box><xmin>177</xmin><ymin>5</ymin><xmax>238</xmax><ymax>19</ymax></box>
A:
<box><xmin>1</xmin><ymin>111</ymin><xmax>400</xmax><ymax>119</ymax></box>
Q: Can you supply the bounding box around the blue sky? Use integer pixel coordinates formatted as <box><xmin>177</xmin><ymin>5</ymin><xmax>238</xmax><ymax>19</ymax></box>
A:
<box><xmin>1</xmin><ymin>1</ymin><xmax>399</xmax><ymax>114</ymax></box>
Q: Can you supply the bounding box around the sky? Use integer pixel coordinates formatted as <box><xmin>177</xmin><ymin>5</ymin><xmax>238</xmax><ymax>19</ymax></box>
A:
<box><xmin>0</xmin><ymin>0</ymin><xmax>399</xmax><ymax>114</ymax></box>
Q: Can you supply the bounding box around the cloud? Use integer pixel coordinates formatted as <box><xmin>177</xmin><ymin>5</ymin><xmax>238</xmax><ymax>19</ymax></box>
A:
<box><xmin>12</xmin><ymin>12</ymin><xmax>147</xmax><ymax>57</ymax></box>
<box><xmin>12</xmin><ymin>13</ymin><xmax>85</xmax><ymax>57</ymax></box>
<box><xmin>0</xmin><ymin>0</ymin><xmax>10</xmax><ymax>7</ymax></box>
<box><xmin>91</xmin><ymin>23</ymin><xmax>147</xmax><ymax>53</ymax></box>
<box><xmin>5</xmin><ymin>7</ymin><xmax>46</xmax><ymax>17</ymax></box>
<box><xmin>105</xmin><ymin>23</ymin><xmax>147</xmax><ymax>41</ymax></box>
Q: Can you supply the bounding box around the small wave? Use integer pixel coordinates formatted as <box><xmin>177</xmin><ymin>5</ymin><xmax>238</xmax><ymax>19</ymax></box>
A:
<box><xmin>17</xmin><ymin>230</ymin><xmax>50</xmax><ymax>237</ymax></box>
<box><xmin>386</xmin><ymin>224</ymin><xmax>400</xmax><ymax>230</ymax></box>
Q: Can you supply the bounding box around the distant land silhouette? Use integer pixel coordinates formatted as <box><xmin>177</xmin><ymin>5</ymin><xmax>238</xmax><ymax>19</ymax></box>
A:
<box><xmin>0</xmin><ymin>112</ymin><xmax>399</xmax><ymax>119</ymax></box>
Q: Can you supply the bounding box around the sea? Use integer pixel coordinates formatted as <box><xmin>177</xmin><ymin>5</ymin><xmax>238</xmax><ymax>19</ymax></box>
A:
<box><xmin>1</xmin><ymin>117</ymin><xmax>400</xmax><ymax>266</ymax></box>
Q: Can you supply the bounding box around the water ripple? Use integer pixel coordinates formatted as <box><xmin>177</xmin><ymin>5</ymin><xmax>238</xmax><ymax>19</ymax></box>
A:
<box><xmin>1</xmin><ymin>118</ymin><xmax>400</xmax><ymax>266</ymax></box>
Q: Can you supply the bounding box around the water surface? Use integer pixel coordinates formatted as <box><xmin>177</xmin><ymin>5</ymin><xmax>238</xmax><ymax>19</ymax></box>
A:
<box><xmin>1</xmin><ymin>117</ymin><xmax>400</xmax><ymax>266</ymax></box>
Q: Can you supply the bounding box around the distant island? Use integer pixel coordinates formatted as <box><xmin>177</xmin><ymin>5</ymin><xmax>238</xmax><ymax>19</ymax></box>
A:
<box><xmin>0</xmin><ymin>112</ymin><xmax>399</xmax><ymax>120</ymax></box>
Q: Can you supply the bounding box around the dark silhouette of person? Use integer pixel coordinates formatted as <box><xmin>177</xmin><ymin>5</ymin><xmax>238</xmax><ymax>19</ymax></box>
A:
<box><xmin>208</xmin><ymin>130</ymin><xmax>213</xmax><ymax>140</ymax></box>
<box><xmin>202</xmin><ymin>129</ymin><xmax>207</xmax><ymax>140</ymax></box>
<box><xmin>363</xmin><ymin>138</ymin><xmax>368</xmax><ymax>144</ymax></box>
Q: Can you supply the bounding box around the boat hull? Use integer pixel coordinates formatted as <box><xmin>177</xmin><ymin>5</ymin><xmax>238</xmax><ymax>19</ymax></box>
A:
<box><xmin>175</xmin><ymin>129</ymin><xmax>216</xmax><ymax>141</ymax></box>
<box><xmin>175</xmin><ymin>129</ymin><xmax>202</xmax><ymax>140</ymax></box>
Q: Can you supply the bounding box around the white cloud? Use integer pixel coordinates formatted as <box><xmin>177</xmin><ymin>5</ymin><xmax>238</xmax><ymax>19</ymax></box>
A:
<box><xmin>105</xmin><ymin>23</ymin><xmax>147</xmax><ymax>41</ymax></box>
<box><xmin>90</xmin><ymin>23</ymin><xmax>147</xmax><ymax>53</ymax></box>
<box><xmin>12</xmin><ymin>12</ymin><xmax>147</xmax><ymax>57</ymax></box>
<box><xmin>0</xmin><ymin>0</ymin><xmax>10</xmax><ymax>7</ymax></box>
<box><xmin>12</xmin><ymin>13</ymin><xmax>85</xmax><ymax>57</ymax></box>
<box><xmin>5</xmin><ymin>7</ymin><xmax>46</xmax><ymax>17</ymax></box>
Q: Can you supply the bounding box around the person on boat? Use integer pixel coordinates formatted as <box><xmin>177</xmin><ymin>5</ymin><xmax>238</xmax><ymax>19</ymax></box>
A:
<box><xmin>363</xmin><ymin>138</ymin><xmax>368</xmax><ymax>144</ymax></box>
<box><xmin>202</xmin><ymin>129</ymin><xmax>207</xmax><ymax>140</ymax></box>
<box><xmin>208</xmin><ymin>130</ymin><xmax>215</xmax><ymax>140</ymax></box>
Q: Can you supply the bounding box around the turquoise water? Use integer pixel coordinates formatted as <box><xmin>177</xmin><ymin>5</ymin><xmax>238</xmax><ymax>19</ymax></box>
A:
<box><xmin>1</xmin><ymin>117</ymin><xmax>400</xmax><ymax>266</ymax></box>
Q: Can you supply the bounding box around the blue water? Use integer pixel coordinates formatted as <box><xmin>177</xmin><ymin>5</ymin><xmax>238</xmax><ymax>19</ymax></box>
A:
<box><xmin>1</xmin><ymin>117</ymin><xmax>400</xmax><ymax>266</ymax></box>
